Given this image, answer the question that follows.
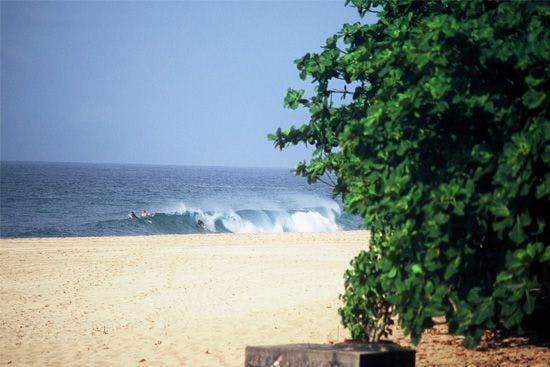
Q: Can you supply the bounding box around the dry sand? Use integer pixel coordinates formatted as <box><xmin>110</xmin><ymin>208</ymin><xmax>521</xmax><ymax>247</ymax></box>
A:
<box><xmin>3</xmin><ymin>231</ymin><xmax>549</xmax><ymax>367</ymax></box>
<box><xmin>1</xmin><ymin>231</ymin><xmax>368</xmax><ymax>366</ymax></box>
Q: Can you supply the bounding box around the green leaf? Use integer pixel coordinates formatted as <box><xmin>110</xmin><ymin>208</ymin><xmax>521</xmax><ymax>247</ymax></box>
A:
<box><xmin>492</xmin><ymin>216</ymin><xmax>514</xmax><ymax>237</ymax></box>
<box><xmin>489</xmin><ymin>203</ymin><xmax>510</xmax><ymax>217</ymax></box>
<box><xmin>473</xmin><ymin>299</ymin><xmax>494</xmax><ymax>325</ymax></box>
<box><xmin>522</xmin><ymin>89</ymin><xmax>546</xmax><ymax>109</ymax></box>
<box><xmin>525</xmin><ymin>243</ymin><xmax>539</xmax><ymax>259</ymax></box>
<box><xmin>425</xmin><ymin>280</ymin><xmax>434</xmax><ymax>296</ymax></box>
<box><xmin>467</xmin><ymin>287</ymin><xmax>482</xmax><ymax>304</ymax></box>
<box><xmin>525</xmin><ymin>74</ymin><xmax>544</xmax><ymax>87</ymax></box>
<box><xmin>523</xmin><ymin>291</ymin><xmax>535</xmax><ymax>314</ymax></box>
<box><xmin>283</xmin><ymin>88</ymin><xmax>305</xmax><ymax>110</ymax></box>
<box><xmin>503</xmin><ymin>308</ymin><xmax>524</xmax><ymax>328</ymax></box>
<box><xmin>509</xmin><ymin>216</ymin><xmax>528</xmax><ymax>244</ymax></box>
<box><xmin>463</xmin><ymin>333</ymin><xmax>479</xmax><ymax>350</ymax></box>
<box><xmin>471</xmin><ymin>144</ymin><xmax>493</xmax><ymax>163</ymax></box>
<box><xmin>541</xmin><ymin>246</ymin><xmax>550</xmax><ymax>263</ymax></box>
<box><xmin>535</xmin><ymin>174</ymin><xmax>550</xmax><ymax>199</ymax></box>
<box><xmin>444</xmin><ymin>256</ymin><xmax>460</xmax><ymax>280</ymax></box>
<box><xmin>496</xmin><ymin>271</ymin><xmax>513</xmax><ymax>282</ymax></box>
<box><xmin>411</xmin><ymin>264</ymin><xmax>423</xmax><ymax>275</ymax></box>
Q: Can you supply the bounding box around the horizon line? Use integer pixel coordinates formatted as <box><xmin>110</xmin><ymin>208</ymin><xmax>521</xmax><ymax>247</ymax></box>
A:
<box><xmin>0</xmin><ymin>159</ymin><xmax>298</xmax><ymax>171</ymax></box>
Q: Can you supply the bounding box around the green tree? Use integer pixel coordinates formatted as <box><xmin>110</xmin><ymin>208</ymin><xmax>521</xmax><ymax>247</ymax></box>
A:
<box><xmin>270</xmin><ymin>0</ymin><xmax>549</xmax><ymax>348</ymax></box>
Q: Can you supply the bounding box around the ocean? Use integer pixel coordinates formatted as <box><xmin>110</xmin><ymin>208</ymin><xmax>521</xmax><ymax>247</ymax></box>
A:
<box><xmin>0</xmin><ymin>161</ymin><xmax>362</xmax><ymax>238</ymax></box>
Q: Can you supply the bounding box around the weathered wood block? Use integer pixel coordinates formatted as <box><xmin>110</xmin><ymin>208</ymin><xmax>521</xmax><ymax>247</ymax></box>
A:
<box><xmin>245</xmin><ymin>342</ymin><xmax>415</xmax><ymax>367</ymax></box>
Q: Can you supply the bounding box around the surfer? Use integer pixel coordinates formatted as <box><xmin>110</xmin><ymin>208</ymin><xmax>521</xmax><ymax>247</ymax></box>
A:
<box><xmin>128</xmin><ymin>211</ymin><xmax>138</xmax><ymax>219</ymax></box>
<box><xmin>197</xmin><ymin>219</ymin><xmax>206</xmax><ymax>229</ymax></box>
<box><xmin>141</xmin><ymin>209</ymin><xmax>150</xmax><ymax>218</ymax></box>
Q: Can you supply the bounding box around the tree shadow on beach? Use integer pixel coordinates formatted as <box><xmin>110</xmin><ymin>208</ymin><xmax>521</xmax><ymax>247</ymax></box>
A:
<box><xmin>477</xmin><ymin>330</ymin><xmax>550</xmax><ymax>351</ymax></box>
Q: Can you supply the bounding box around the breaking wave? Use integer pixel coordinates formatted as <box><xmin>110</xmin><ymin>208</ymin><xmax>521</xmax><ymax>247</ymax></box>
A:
<box><xmin>111</xmin><ymin>204</ymin><xmax>353</xmax><ymax>235</ymax></box>
<box><xmin>1</xmin><ymin>202</ymin><xmax>362</xmax><ymax>238</ymax></box>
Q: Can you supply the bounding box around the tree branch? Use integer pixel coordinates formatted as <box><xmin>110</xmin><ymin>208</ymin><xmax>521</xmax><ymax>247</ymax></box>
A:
<box><xmin>316</xmin><ymin>176</ymin><xmax>336</xmax><ymax>188</ymax></box>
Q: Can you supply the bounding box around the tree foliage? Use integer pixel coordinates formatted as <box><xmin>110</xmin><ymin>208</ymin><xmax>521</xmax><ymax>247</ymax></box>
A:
<box><xmin>270</xmin><ymin>0</ymin><xmax>550</xmax><ymax>348</ymax></box>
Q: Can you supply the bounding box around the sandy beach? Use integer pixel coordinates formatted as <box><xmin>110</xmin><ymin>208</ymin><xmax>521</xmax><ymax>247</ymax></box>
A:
<box><xmin>3</xmin><ymin>230</ymin><xmax>549</xmax><ymax>367</ymax></box>
<box><xmin>0</xmin><ymin>231</ymin><xmax>368</xmax><ymax>366</ymax></box>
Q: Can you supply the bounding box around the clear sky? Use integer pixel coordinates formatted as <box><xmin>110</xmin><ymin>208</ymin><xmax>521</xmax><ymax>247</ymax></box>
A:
<box><xmin>1</xmin><ymin>1</ymin><xmax>374</xmax><ymax>168</ymax></box>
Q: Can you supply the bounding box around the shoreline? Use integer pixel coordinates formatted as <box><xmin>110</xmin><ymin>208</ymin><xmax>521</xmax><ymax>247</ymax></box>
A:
<box><xmin>0</xmin><ymin>229</ymin><xmax>367</xmax><ymax>243</ymax></box>
<box><xmin>1</xmin><ymin>231</ymin><xmax>369</xmax><ymax>366</ymax></box>
<box><xmin>0</xmin><ymin>231</ymin><xmax>370</xmax><ymax>251</ymax></box>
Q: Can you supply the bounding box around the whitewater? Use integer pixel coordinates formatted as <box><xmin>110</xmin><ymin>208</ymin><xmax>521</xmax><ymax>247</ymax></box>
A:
<box><xmin>0</xmin><ymin>161</ymin><xmax>362</xmax><ymax>238</ymax></box>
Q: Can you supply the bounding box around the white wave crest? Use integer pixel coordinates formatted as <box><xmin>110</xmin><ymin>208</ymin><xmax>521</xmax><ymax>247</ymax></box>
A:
<box><xmin>218</xmin><ymin>208</ymin><xmax>341</xmax><ymax>233</ymax></box>
<box><xmin>160</xmin><ymin>198</ymin><xmax>345</xmax><ymax>233</ymax></box>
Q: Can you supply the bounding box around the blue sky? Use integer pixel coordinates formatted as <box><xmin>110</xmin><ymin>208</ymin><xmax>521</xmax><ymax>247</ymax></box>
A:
<box><xmin>1</xmin><ymin>1</ymin><xmax>374</xmax><ymax>168</ymax></box>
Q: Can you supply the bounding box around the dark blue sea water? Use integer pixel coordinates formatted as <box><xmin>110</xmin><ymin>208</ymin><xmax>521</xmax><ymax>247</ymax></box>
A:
<box><xmin>0</xmin><ymin>161</ymin><xmax>362</xmax><ymax>238</ymax></box>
